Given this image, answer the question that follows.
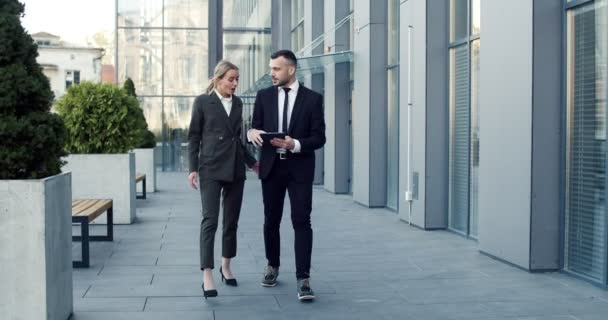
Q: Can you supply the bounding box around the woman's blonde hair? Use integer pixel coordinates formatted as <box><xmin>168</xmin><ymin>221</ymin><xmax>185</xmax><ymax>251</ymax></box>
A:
<box><xmin>205</xmin><ymin>60</ymin><xmax>239</xmax><ymax>94</ymax></box>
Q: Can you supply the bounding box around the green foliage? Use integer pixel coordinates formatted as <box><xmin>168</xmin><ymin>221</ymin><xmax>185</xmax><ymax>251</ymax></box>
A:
<box><xmin>56</xmin><ymin>82</ymin><xmax>147</xmax><ymax>154</ymax></box>
<box><xmin>138</xmin><ymin>129</ymin><xmax>157</xmax><ymax>149</ymax></box>
<box><xmin>123</xmin><ymin>77</ymin><xmax>157</xmax><ymax>148</ymax></box>
<box><xmin>123</xmin><ymin>77</ymin><xmax>137</xmax><ymax>98</ymax></box>
<box><xmin>0</xmin><ymin>0</ymin><xmax>67</xmax><ymax>179</ymax></box>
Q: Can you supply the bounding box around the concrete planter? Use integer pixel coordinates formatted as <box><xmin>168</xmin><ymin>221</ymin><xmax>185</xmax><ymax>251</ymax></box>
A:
<box><xmin>134</xmin><ymin>148</ymin><xmax>157</xmax><ymax>193</ymax></box>
<box><xmin>63</xmin><ymin>153</ymin><xmax>136</xmax><ymax>224</ymax></box>
<box><xmin>0</xmin><ymin>173</ymin><xmax>74</xmax><ymax>320</ymax></box>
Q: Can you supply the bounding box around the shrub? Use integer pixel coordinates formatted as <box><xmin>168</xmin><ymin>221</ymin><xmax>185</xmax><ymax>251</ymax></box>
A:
<box><xmin>138</xmin><ymin>129</ymin><xmax>157</xmax><ymax>149</ymax></box>
<box><xmin>56</xmin><ymin>82</ymin><xmax>146</xmax><ymax>154</ymax></box>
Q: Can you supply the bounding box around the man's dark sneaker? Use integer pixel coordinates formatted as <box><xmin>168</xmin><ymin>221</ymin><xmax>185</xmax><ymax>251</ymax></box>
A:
<box><xmin>261</xmin><ymin>266</ymin><xmax>279</xmax><ymax>287</ymax></box>
<box><xmin>297</xmin><ymin>278</ymin><xmax>315</xmax><ymax>301</ymax></box>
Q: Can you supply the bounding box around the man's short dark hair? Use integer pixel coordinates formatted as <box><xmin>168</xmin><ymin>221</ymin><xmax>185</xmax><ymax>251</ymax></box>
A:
<box><xmin>271</xmin><ymin>50</ymin><xmax>297</xmax><ymax>66</ymax></box>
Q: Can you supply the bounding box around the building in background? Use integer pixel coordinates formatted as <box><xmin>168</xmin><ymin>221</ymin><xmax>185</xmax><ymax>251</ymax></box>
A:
<box><xmin>116</xmin><ymin>0</ymin><xmax>209</xmax><ymax>171</ymax></box>
<box><xmin>116</xmin><ymin>0</ymin><xmax>608</xmax><ymax>288</ymax></box>
<box><xmin>116</xmin><ymin>0</ymin><xmax>271</xmax><ymax>171</ymax></box>
<box><xmin>221</xmin><ymin>0</ymin><xmax>272</xmax><ymax>158</ymax></box>
<box><xmin>269</xmin><ymin>0</ymin><xmax>608</xmax><ymax>289</ymax></box>
<box><xmin>33</xmin><ymin>32</ymin><xmax>104</xmax><ymax>101</ymax></box>
<box><xmin>563</xmin><ymin>0</ymin><xmax>608</xmax><ymax>287</ymax></box>
<box><xmin>115</xmin><ymin>0</ymin><xmax>209</xmax><ymax>171</ymax></box>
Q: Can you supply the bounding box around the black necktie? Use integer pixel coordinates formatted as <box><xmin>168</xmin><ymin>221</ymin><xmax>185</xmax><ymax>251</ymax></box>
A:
<box><xmin>282</xmin><ymin>87</ymin><xmax>291</xmax><ymax>133</ymax></box>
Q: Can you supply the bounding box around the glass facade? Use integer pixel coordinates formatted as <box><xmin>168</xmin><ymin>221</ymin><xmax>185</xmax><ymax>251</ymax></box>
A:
<box><xmin>387</xmin><ymin>0</ymin><xmax>400</xmax><ymax>210</ymax></box>
<box><xmin>450</xmin><ymin>0</ymin><xmax>468</xmax><ymax>42</ymax></box>
<box><xmin>223</xmin><ymin>31</ymin><xmax>271</xmax><ymax>96</ymax></box>
<box><xmin>291</xmin><ymin>0</ymin><xmax>305</xmax><ymax>52</ymax></box>
<box><xmin>449</xmin><ymin>44</ymin><xmax>470</xmax><ymax>233</ymax></box>
<box><xmin>223</xmin><ymin>0</ymin><xmax>271</xmax><ymax>154</ymax></box>
<box><xmin>448</xmin><ymin>0</ymin><xmax>480</xmax><ymax>237</ymax></box>
<box><xmin>469</xmin><ymin>38</ymin><xmax>480</xmax><ymax>237</ymax></box>
<box><xmin>117</xmin><ymin>0</ymin><xmax>164</xmax><ymax>27</ymax></box>
<box><xmin>116</xmin><ymin>0</ymin><xmax>270</xmax><ymax>171</ymax></box>
<box><xmin>565</xmin><ymin>0</ymin><xmax>608</xmax><ymax>285</ymax></box>
<box><xmin>163</xmin><ymin>30</ymin><xmax>209</xmax><ymax>96</ymax></box>
<box><xmin>116</xmin><ymin>0</ymin><xmax>209</xmax><ymax>171</ymax></box>
<box><xmin>471</xmin><ymin>0</ymin><xmax>480</xmax><ymax>35</ymax></box>
<box><xmin>164</xmin><ymin>0</ymin><xmax>209</xmax><ymax>28</ymax></box>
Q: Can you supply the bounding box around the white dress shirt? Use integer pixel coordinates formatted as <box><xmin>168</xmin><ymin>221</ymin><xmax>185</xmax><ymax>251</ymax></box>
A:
<box><xmin>214</xmin><ymin>89</ymin><xmax>232</xmax><ymax>116</ymax></box>
<box><xmin>278</xmin><ymin>81</ymin><xmax>301</xmax><ymax>153</ymax></box>
<box><xmin>247</xmin><ymin>80</ymin><xmax>302</xmax><ymax>153</ymax></box>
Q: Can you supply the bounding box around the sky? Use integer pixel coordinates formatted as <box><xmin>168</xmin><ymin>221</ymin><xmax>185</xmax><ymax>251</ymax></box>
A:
<box><xmin>20</xmin><ymin>0</ymin><xmax>115</xmax><ymax>45</ymax></box>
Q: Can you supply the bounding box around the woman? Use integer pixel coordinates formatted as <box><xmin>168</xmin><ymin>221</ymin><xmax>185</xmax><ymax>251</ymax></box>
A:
<box><xmin>187</xmin><ymin>60</ymin><xmax>258</xmax><ymax>298</ymax></box>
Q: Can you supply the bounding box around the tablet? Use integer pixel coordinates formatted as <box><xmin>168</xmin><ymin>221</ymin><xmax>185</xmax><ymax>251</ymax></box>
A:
<box><xmin>260</xmin><ymin>132</ymin><xmax>286</xmax><ymax>144</ymax></box>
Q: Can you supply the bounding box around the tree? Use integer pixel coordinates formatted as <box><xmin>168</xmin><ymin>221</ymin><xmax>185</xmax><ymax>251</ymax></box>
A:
<box><xmin>0</xmin><ymin>0</ymin><xmax>67</xmax><ymax>179</ymax></box>
<box><xmin>123</xmin><ymin>77</ymin><xmax>156</xmax><ymax>148</ymax></box>
<box><xmin>123</xmin><ymin>77</ymin><xmax>137</xmax><ymax>98</ymax></box>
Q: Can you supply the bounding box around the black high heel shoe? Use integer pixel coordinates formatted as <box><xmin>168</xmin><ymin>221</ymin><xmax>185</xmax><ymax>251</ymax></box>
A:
<box><xmin>220</xmin><ymin>267</ymin><xmax>238</xmax><ymax>286</ymax></box>
<box><xmin>202</xmin><ymin>282</ymin><xmax>218</xmax><ymax>299</ymax></box>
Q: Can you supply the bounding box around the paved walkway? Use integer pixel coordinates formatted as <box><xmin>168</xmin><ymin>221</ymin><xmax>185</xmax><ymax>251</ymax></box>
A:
<box><xmin>71</xmin><ymin>172</ymin><xmax>608</xmax><ymax>320</ymax></box>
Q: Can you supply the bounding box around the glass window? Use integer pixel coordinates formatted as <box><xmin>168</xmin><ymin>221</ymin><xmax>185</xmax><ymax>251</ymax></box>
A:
<box><xmin>349</xmin><ymin>14</ymin><xmax>354</xmax><ymax>51</ymax></box>
<box><xmin>291</xmin><ymin>0</ymin><xmax>298</xmax><ymax>27</ymax></box>
<box><xmin>117</xmin><ymin>28</ymin><xmax>163</xmax><ymax>96</ymax></box>
<box><xmin>141</xmin><ymin>97</ymin><xmax>163</xmax><ymax>138</ymax></box>
<box><xmin>140</xmin><ymin>97</ymin><xmax>163</xmax><ymax>169</ymax></box>
<box><xmin>565</xmin><ymin>0</ymin><xmax>608</xmax><ymax>284</ymax></box>
<box><xmin>291</xmin><ymin>0</ymin><xmax>304</xmax><ymax>52</ymax></box>
<box><xmin>116</xmin><ymin>0</ymin><xmax>210</xmax><ymax>172</ymax></box>
<box><xmin>299</xmin><ymin>0</ymin><xmax>304</xmax><ymax>21</ymax></box>
<box><xmin>471</xmin><ymin>0</ymin><xmax>480</xmax><ymax>35</ymax></box>
<box><xmin>291</xmin><ymin>24</ymin><xmax>304</xmax><ymax>53</ymax></box>
<box><xmin>448</xmin><ymin>0</ymin><xmax>480</xmax><ymax>237</ymax></box>
<box><xmin>223</xmin><ymin>31</ymin><xmax>272</xmax><ymax>94</ymax></box>
<box><xmin>117</xmin><ymin>0</ymin><xmax>163</xmax><ymax>28</ymax></box>
<box><xmin>164</xmin><ymin>0</ymin><xmax>209</xmax><ymax>28</ymax></box>
<box><xmin>387</xmin><ymin>67</ymin><xmax>399</xmax><ymax>210</ymax></box>
<box><xmin>65</xmin><ymin>70</ymin><xmax>73</xmax><ymax>89</ymax></box>
<box><xmin>223</xmin><ymin>0</ymin><xmax>271</xmax><ymax>28</ymax></box>
<box><xmin>73</xmin><ymin>70</ymin><xmax>80</xmax><ymax>84</ymax></box>
<box><xmin>450</xmin><ymin>0</ymin><xmax>468</xmax><ymax>42</ymax></box>
<box><xmin>334</xmin><ymin>7</ymin><xmax>352</xmax><ymax>52</ymax></box>
<box><xmin>222</xmin><ymin>0</ymin><xmax>272</xmax><ymax>93</ymax></box>
<box><xmin>448</xmin><ymin>44</ymin><xmax>470</xmax><ymax>234</ymax></box>
<box><xmin>469</xmin><ymin>39</ymin><xmax>480</xmax><ymax>237</ymax></box>
<box><xmin>163</xmin><ymin>30</ymin><xmax>209</xmax><ymax>96</ymax></box>
<box><xmin>386</xmin><ymin>0</ymin><xmax>400</xmax><ymax>210</ymax></box>
<box><xmin>163</xmin><ymin>97</ymin><xmax>194</xmax><ymax>171</ymax></box>
<box><xmin>387</xmin><ymin>0</ymin><xmax>400</xmax><ymax>65</ymax></box>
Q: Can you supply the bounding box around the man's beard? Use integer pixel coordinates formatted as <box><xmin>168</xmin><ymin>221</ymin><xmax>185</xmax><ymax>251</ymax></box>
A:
<box><xmin>273</xmin><ymin>78</ymin><xmax>289</xmax><ymax>87</ymax></box>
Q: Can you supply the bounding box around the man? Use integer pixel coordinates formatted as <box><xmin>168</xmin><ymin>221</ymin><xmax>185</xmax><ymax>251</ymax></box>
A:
<box><xmin>248</xmin><ymin>50</ymin><xmax>326</xmax><ymax>301</ymax></box>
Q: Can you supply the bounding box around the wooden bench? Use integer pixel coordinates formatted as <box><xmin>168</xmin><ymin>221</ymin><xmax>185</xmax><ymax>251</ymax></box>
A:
<box><xmin>72</xmin><ymin>199</ymin><xmax>113</xmax><ymax>268</ymax></box>
<box><xmin>136</xmin><ymin>172</ymin><xmax>146</xmax><ymax>199</ymax></box>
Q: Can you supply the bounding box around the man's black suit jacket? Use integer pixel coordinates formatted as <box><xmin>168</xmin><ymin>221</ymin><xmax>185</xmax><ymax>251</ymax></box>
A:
<box><xmin>252</xmin><ymin>84</ymin><xmax>326</xmax><ymax>183</ymax></box>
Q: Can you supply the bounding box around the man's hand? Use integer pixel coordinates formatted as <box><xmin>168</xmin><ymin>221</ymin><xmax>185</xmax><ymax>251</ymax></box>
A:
<box><xmin>248</xmin><ymin>129</ymin><xmax>266</xmax><ymax>147</ymax></box>
<box><xmin>188</xmin><ymin>172</ymin><xmax>199</xmax><ymax>190</ymax></box>
<box><xmin>271</xmin><ymin>136</ymin><xmax>296</xmax><ymax>151</ymax></box>
<box><xmin>252</xmin><ymin>162</ymin><xmax>260</xmax><ymax>175</ymax></box>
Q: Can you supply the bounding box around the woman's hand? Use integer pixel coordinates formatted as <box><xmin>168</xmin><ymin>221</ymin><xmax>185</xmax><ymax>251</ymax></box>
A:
<box><xmin>188</xmin><ymin>172</ymin><xmax>199</xmax><ymax>190</ymax></box>
<box><xmin>252</xmin><ymin>162</ymin><xmax>260</xmax><ymax>175</ymax></box>
<box><xmin>247</xmin><ymin>129</ymin><xmax>266</xmax><ymax>147</ymax></box>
